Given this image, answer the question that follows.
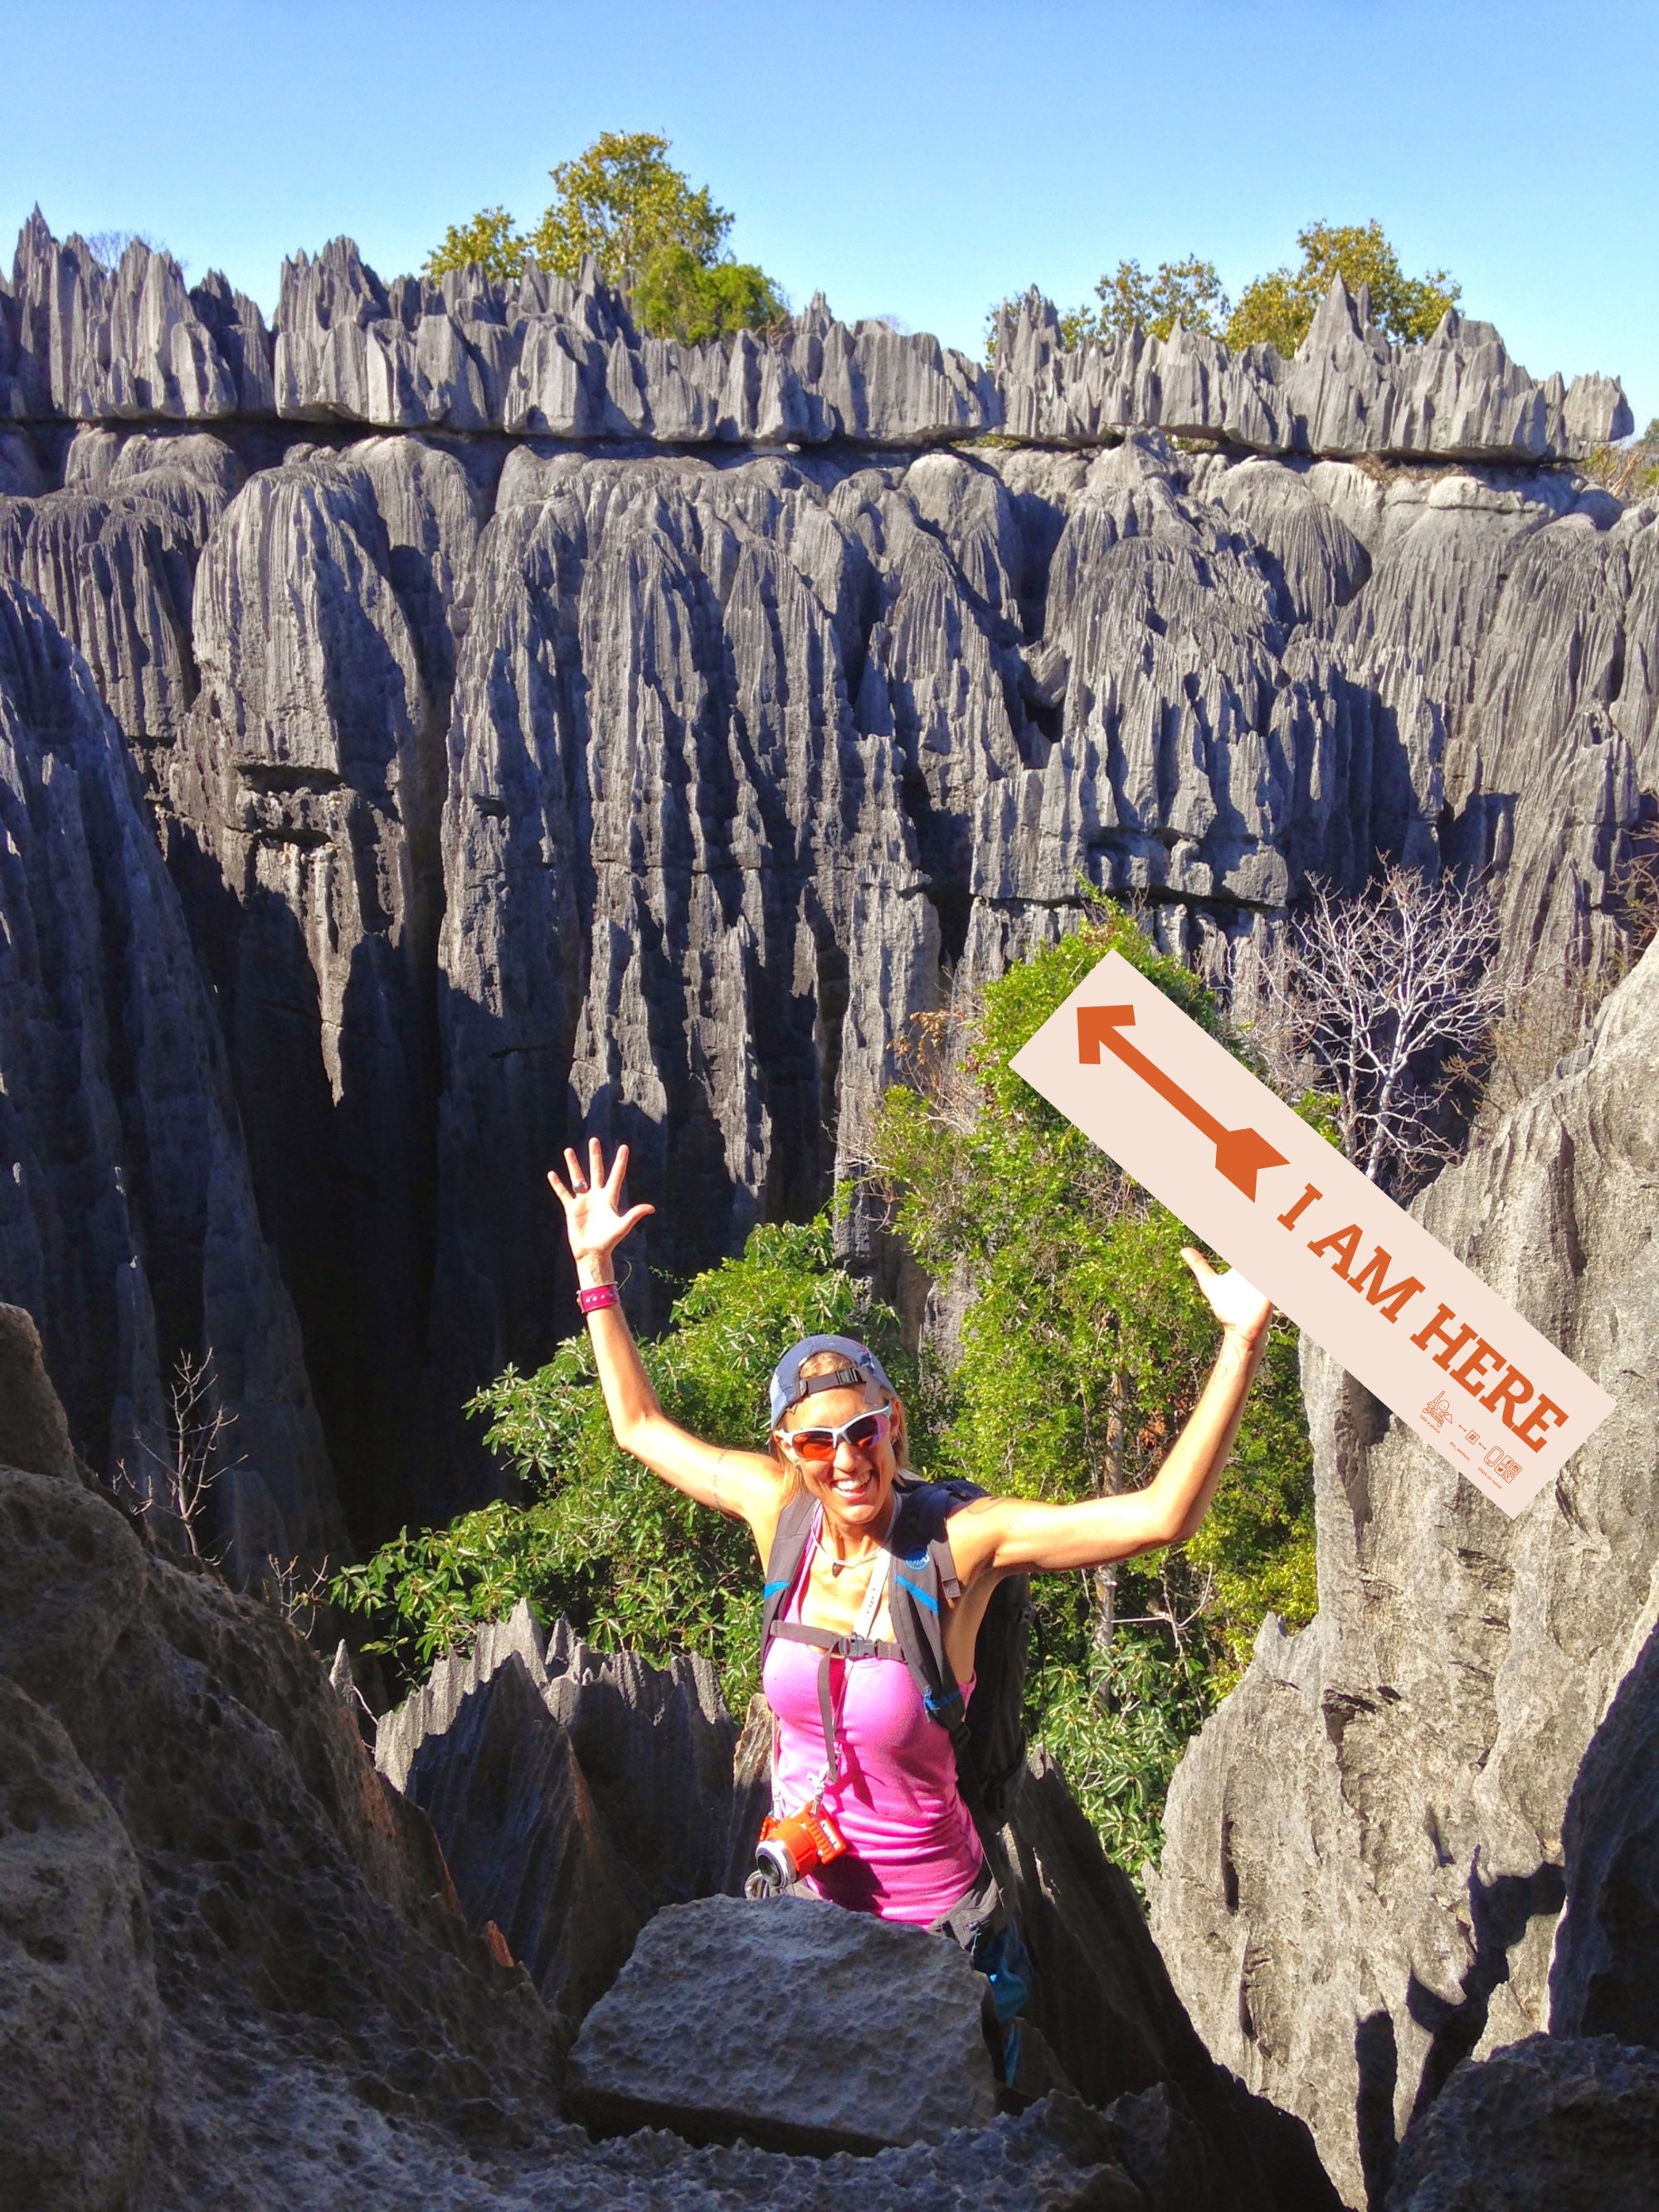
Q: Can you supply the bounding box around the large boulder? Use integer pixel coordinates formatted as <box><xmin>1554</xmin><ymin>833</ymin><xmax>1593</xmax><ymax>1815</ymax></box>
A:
<box><xmin>1386</xmin><ymin>2035</ymin><xmax>1659</xmax><ymax>2211</ymax></box>
<box><xmin>565</xmin><ymin>1890</ymin><xmax>999</xmax><ymax>2154</ymax></box>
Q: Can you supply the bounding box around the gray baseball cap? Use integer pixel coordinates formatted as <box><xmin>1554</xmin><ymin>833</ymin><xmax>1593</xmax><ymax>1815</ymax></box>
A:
<box><xmin>768</xmin><ymin>1334</ymin><xmax>894</xmax><ymax>1429</ymax></box>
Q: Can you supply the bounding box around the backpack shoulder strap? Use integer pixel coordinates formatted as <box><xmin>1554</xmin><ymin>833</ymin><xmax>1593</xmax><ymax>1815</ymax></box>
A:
<box><xmin>886</xmin><ymin>1480</ymin><xmax>1026</xmax><ymax>1872</ymax></box>
<box><xmin>886</xmin><ymin>1482</ymin><xmax>972</xmax><ymax>1740</ymax></box>
<box><xmin>760</xmin><ymin>1490</ymin><xmax>818</xmax><ymax>1664</ymax></box>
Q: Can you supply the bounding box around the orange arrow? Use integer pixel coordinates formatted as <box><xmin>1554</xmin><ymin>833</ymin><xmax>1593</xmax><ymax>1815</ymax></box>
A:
<box><xmin>1077</xmin><ymin>1005</ymin><xmax>1288</xmax><ymax>1201</ymax></box>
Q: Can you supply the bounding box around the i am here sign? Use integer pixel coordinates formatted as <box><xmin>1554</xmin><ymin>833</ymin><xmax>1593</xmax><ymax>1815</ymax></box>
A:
<box><xmin>1010</xmin><ymin>950</ymin><xmax>1615</xmax><ymax>1517</ymax></box>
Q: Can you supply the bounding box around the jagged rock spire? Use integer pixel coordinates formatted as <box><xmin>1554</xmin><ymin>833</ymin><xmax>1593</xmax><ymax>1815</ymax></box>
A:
<box><xmin>2</xmin><ymin>215</ymin><xmax>1632</xmax><ymax>456</ymax></box>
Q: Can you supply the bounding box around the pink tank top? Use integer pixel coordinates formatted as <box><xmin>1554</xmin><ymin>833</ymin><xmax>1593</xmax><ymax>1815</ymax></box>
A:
<box><xmin>761</xmin><ymin>1539</ymin><xmax>984</xmax><ymax>1925</ymax></box>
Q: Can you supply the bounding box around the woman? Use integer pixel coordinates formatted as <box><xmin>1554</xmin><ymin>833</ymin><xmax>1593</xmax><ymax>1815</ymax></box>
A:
<box><xmin>548</xmin><ymin>1137</ymin><xmax>1274</xmax><ymax>1946</ymax></box>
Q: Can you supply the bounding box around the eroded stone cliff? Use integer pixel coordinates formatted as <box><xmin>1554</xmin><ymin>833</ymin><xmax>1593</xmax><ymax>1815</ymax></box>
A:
<box><xmin>1</xmin><ymin>211</ymin><xmax>1652</xmax><ymax>1541</ymax></box>
<box><xmin>0</xmin><ymin>584</ymin><xmax>336</xmax><ymax>1569</ymax></box>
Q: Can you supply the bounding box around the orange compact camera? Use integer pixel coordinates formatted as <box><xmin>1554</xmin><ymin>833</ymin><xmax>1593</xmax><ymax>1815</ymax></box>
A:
<box><xmin>755</xmin><ymin>1804</ymin><xmax>849</xmax><ymax>1888</ymax></box>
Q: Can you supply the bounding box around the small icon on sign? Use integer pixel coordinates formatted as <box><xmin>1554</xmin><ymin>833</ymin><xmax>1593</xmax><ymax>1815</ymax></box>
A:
<box><xmin>1422</xmin><ymin>1393</ymin><xmax>1453</xmax><ymax>1431</ymax></box>
<box><xmin>1484</xmin><ymin>1445</ymin><xmax>1521</xmax><ymax>1484</ymax></box>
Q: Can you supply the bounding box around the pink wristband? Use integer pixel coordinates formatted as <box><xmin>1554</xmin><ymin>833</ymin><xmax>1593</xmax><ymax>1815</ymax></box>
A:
<box><xmin>578</xmin><ymin>1284</ymin><xmax>620</xmax><ymax>1315</ymax></box>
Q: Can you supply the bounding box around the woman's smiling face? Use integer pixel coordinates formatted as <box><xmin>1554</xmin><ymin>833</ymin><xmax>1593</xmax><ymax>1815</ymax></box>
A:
<box><xmin>779</xmin><ymin>1379</ymin><xmax>898</xmax><ymax>1537</ymax></box>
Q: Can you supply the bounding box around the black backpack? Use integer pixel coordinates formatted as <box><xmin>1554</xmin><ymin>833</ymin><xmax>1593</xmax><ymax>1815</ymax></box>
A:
<box><xmin>760</xmin><ymin>1474</ymin><xmax>1033</xmax><ymax>1829</ymax></box>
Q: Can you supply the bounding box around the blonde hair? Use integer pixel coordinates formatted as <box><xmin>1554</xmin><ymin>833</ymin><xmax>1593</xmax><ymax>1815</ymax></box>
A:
<box><xmin>771</xmin><ymin>1347</ymin><xmax>909</xmax><ymax>1499</ymax></box>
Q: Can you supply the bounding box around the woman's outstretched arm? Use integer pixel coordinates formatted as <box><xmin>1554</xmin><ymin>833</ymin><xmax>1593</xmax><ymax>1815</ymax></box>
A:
<box><xmin>947</xmin><ymin>1250</ymin><xmax>1274</xmax><ymax>1581</ymax></box>
<box><xmin>548</xmin><ymin>1139</ymin><xmax>782</xmax><ymax>1529</ymax></box>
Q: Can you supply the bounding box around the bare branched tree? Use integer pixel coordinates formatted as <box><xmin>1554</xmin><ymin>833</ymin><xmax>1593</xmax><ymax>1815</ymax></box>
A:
<box><xmin>1257</xmin><ymin>865</ymin><xmax>1504</xmax><ymax>1194</ymax></box>
<box><xmin>255</xmin><ymin>1554</ymin><xmax>335</xmax><ymax>1636</ymax></box>
<box><xmin>117</xmin><ymin>1349</ymin><xmax>239</xmax><ymax>1562</ymax></box>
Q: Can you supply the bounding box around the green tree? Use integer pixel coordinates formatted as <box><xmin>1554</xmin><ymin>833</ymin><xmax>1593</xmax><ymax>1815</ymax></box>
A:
<box><xmin>528</xmin><ymin>129</ymin><xmax>786</xmax><ymax>340</ymax></box>
<box><xmin>423</xmin><ymin>204</ymin><xmax>529</xmax><ymax>284</ymax></box>
<box><xmin>1225</xmin><ymin>219</ymin><xmax>1461</xmax><ymax>356</ymax></box>
<box><xmin>531</xmin><ymin>129</ymin><xmax>729</xmax><ymax>289</ymax></box>
<box><xmin>421</xmin><ymin>132</ymin><xmax>788</xmax><ymax>341</ymax></box>
<box><xmin>629</xmin><ymin>241</ymin><xmax>788</xmax><ymax>346</ymax></box>
<box><xmin>1092</xmin><ymin>255</ymin><xmax>1231</xmax><ymax>342</ymax></box>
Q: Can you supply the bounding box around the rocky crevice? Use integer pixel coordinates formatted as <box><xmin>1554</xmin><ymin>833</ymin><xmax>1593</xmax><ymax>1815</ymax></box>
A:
<box><xmin>2</xmin><ymin>1307</ymin><xmax>1342</xmax><ymax>2211</ymax></box>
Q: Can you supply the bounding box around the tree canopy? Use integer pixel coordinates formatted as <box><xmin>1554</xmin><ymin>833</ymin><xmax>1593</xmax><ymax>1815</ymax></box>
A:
<box><xmin>529</xmin><ymin>129</ymin><xmax>729</xmax><ymax>290</ymax></box>
<box><xmin>994</xmin><ymin>218</ymin><xmax>1462</xmax><ymax>363</ymax></box>
<box><xmin>425</xmin><ymin>130</ymin><xmax>787</xmax><ymax>343</ymax></box>
<box><xmin>1226</xmin><ymin>219</ymin><xmax>1461</xmax><ymax>355</ymax></box>
<box><xmin>423</xmin><ymin>205</ymin><xmax>528</xmax><ymax>285</ymax></box>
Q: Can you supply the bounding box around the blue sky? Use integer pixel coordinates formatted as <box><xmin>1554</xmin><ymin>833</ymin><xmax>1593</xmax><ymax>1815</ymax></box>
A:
<box><xmin>3</xmin><ymin>0</ymin><xmax>1655</xmax><ymax>433</ymax></box>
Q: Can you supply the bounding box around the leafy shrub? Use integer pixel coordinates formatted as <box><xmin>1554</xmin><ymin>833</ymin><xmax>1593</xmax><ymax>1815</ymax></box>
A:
<box><xmin>630</xmin><ymin>242</ymin><xmax>787</xmax><ymax>345</ymax></box>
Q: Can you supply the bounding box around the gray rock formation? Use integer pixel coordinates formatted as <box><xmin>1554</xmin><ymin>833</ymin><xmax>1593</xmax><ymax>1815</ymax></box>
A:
<box><xmin>0</xmin><ymin>1301</ymin><xmax>83</xmax><ymax>1480</ymax></box>
<box><xmin>6</xmin><ymin>217</ymin><xmax>1628</xmax><ymax>460</ymax></box>
<box><xmin>0</xmin><ymin>1325</ymin><xmax>565</xmax><ymax>2210</ymax></box>
<box><xmin>0</xmin><ymin>426</ymin><xmax>238</xmax><ymax>769</ymax></box>
<box><xmin>1147</xmin><ymin>936</ymin><xmax>1659</xmax><ymax>2208</ymax></box>
<box><xmin>0</xmin><ymin>207</ymin><xmax>1654</xmax><ymax>1530</ymax></box>
<box><xmin>0</xmin><ymin>1325</ymin><xmax>1219</xmax><ymax>2211</ymax></box>
<box><xmin>0</xmin><ymin>582</ymin><xmax>337</xmax><ymax>1570</ymax></box>
<box><xmin>374</xmin><ymin>1601</ymin><xmax>745</xmax><ymax>2024</ymax></box>
<box><xmin>991</xmin><ymin>279</ymin><xmax>1632</xmax><ymax>461</ymax></box>
<box><xmin>2</xmin><ymin>207</ymin><xmax>1652</xmax><ymax>1548</ymax></box>
<box><xmin>273</xmin><ymin>246</ymin><xmax>1000</xmax><ymax>448</ymax></box>
<box><xmin>993</xmin><ymin>1751</ymin><xmax>1342</xmax><ymax>2211</ymax></box>
<box><xmin>566</xmin><ymin>1891</ymin><xmax>999</xmax><ymax>2153</ymax></box>
<box><xmin>3</xmin><ymin>211</ymin><xmax>273</xmax><ymax>421</ymax></box>
<box><xmin>1384</xmin><ymin>2036</ymin><xmax>1659</xmax><ymax>2211</ymax></box>
<box><xmin>8</xmin><ymin>385</ymin><xmax>1652</xmax><ymax>1532</ymax></box>
<box><xmin>0</xmin><ymin>1674</ymin><xmax>158</xmax><ymax>2212</ymax></box>
<box><xmin>159</xmin><ymin>432</ymin><xmax>483</xmax><ymax>1530</ymax></box>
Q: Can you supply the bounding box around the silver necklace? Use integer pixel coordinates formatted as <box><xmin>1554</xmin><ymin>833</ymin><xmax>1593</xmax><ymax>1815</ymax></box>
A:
<box><xmin>815</xmin><ymin>1530</ymin><xmax>878</xmax><ymax>1578</ymax></box>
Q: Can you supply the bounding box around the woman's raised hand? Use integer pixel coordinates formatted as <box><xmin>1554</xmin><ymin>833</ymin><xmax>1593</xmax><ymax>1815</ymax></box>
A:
<box><xmin>547</xmin><ymin>1138</ymin><xmax>655</xmax><ymax>1269</ymax></box>
<box><xmin>1180</xmin><ymin>1247</ymin><xmax>1273</xmax><ymax>1342</ymax></box>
